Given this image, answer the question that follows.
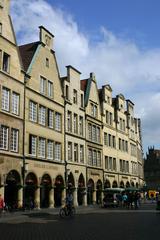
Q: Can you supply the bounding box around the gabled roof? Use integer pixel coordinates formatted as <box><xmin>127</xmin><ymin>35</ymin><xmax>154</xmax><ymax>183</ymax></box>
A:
<box><xmin>19</xmin><ymin>41</ymin><xmax>40</xmax><ymax>72</ymax></box>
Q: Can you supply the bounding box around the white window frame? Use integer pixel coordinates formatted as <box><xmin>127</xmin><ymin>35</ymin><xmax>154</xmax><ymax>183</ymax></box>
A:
<box><xmin>12</xmin><ymin>92</ymin><xmax>19</xmax><ymax>115</ymax></box>
<box><xmin>29</xmin><ymin>101</ymin><xmax>37</xmax><ymax>122</ymax></box>
<box><xmin>38</xmin><ymin>137</ymin><xmax>46</xmax><ymax>158</ymax></box>
<box><xmin>39</xmin><ymin>105</ymin><xmax>46</xmax><ymax>126</ymax></box>
<box><xmin>40</xmin><ymin>76</ymin><xmax>46</xmax><ymax>95</ymax></box>
<box><xmin>48</xmin><ymin>80</ymin><xmax>53</xmax><ymax>98</ymax></box>
<box><xmin>2</xmin><ymin>87</ymin><xmax>10</xmax><ymax>111</ymax></box>
<box><xmin>0</xmin><ymin>125</ymin><xmax>9</xmax><ymax>150</ymax></box>
<box><xmin>47</xmin><ymin>140</ymin><xmax>53</xmax><ymax>160</ymax></box>
<box><xmin>54</xmin><ymin>142</ymin><xmax>61</xmax><ymax>161</ymax></box>
<box><xmin>55</xmin><ymin>112</ymin><xmax>61</xmax><ymax>131</ymax></box>
<box><xmin>10</xmin><ymin>128</ymin><xmax>19</xmax><ymax>152</ymax></box>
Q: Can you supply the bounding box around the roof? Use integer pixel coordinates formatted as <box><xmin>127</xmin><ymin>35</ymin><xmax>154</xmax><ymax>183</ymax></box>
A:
<box><xmin>19</xmin><ymin>41</ymin><xmax>40</xmax><ymax>72</ymax></box>
<box><xmin>80</xmin><ymin>79</ymin><xmax>88</xmax><ymax>92</ymax></box>
<box><xmin>98</xmin><ymin>88</ymin><xmax>103</xmax><ymax>102</ymax></box>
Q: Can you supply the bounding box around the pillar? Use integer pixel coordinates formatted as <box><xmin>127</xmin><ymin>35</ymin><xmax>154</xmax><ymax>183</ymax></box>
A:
<box><xmin>93</xmin><ymin>190</ymin><xmax>96</xmax><ymax>204</ymax></box>
<box><xmin>49</xmin><ymin>188</ymin><xmax>54</xmax><ymax>208</ymax></box>
<box><xmin>18</xmin><ymin>187</ymin><xmax>23</xmax><ymax>208</ymax></box>
<box><xmin>35</xmin><ymin>187</ymin><xmax>40</xmax><ymax>209</ymax></box>
<box><xmin>73</xmin><ymin>188</ymin><xmax>78</xmax><ymax>206</ymax></box>
<box><xmin>83</xmin><ymin>191</ymin><xmax>87</xmax><ymax>206</ymax></box>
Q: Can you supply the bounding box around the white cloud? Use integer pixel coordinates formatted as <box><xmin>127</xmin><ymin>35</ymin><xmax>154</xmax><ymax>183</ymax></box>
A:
<box><xmin>11</xmin><ymin>0</ymin><xmax>160</xmax><ymax>154</ymax></box>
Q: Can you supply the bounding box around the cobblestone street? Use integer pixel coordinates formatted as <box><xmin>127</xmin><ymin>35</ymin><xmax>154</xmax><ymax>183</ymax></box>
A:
<box><xmin>0</xmin><ymin>202</ymin><xmax>159</xmax><ymax>240</ymax></box>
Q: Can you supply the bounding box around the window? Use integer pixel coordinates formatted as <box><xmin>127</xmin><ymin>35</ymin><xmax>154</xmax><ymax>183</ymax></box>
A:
<box><xmin>48</xmin><ymin>81</ymin><xmax>53</xmax><ymax>98</ymax></box>
<box><xmin>92</xmin><ymin>125</ymin><xmax>96</xmax><ymax>142</ymax></box>
<box><xmin>109</xmin><ymin>157</ymin><xmax>112</xmax><ymax>170</ymax></box>
<box><xmin>105</xmin><ymin>156</ymin><xmax>108</xmax><ymax>169</ymax></box>
<box><xmin>46</xmin><ymin>58</ymin><xmax>49</xmax><ymax>67</ymax></box>
<box><xmin>2</xmin><ymin>87</ymin><xmax>10</xmax><ymax>111</ymax></box>
<box><xmin>47</xmin><ymin>140</ymin><xmax>53</xmax><ymax>160</ymax></box>
<box><xmin>120</xmin><ymin>159</ymin><xmax>122</xmax><ymax>172</ymax></box>
<box><xmin>104</xmin><ymin>133</ymin><xmax>108</xmax><ymax>146</ymax></box>
<box><xmin>74</xmin><ymin>144</ymin><xmax>78</xmax><ymax>162</ymax></box>
<box><xmin>67</xmin><ymin>111</ymin><xmax>72</xmax><ymax>132</ymax></box>
<box><xmin>65</xmin><ymin>85</ymin><xmax>69</xmax><ymax>100</ymax></box>
<box><xmin>40</xmin><ymin>76</ymin><xmax>46</xmax><ymax>94</ymax></box>
<box><xmin>12</xmin><ymin>92</ymin><xmax>19</xmax><ymax>115</ymax></box>
<box><xmin>106</xmin><ymin>111</ymin><xmax>109</xmax><ymax>124</ymax></box>
<box><xmin>10</xmin><ymin>129</ymin><xmax>19</xmax><ymax>152</ymax></box>
<box><xmin>73</xmin><ymin>114</ymin><xmax>78</xmax><ymax>134</ymax></box>
<box><xmin>80</xmin><ymin>145</ymin><xmax>84</xmax><ymax>163</ymax></box>
<box><xmin>55</xmin><ymin>112</ymin><xmax>61</xmax><ymax>131</ymax></box>
<box><xmin>119</xmin><ymin>138</ymin><xmax>121</xmax><ymax>150</ymax></box>
<box><xmin>106</xmin><ymin>111</ymin><xmax>112</xmax><ymax>125</ymax></box>
<box><xmin>91</xmin><ymin>104</ymin><xmax>97</xmax><ymax>117</ymax></box>
<box><xmin>48</xmin><ymin>109</ymin><xmax>53</xmax><ymax>128</ymax></box>
<box><xmin>88</xmin><ymin>149</ymin><xmax>92</xmax><ymax>165</ymax></box>
<box><xmin>97</xmin><ymin>127</ymin><xmax>100</xmax><ymax>143</ymax></box>
<box><xmin>2</xmin><ymin>52</ymin><xmax>10</xmax><ymax>72</ymax></box>
<box><xmin>81</xmin><ymin>94</ymin><xmax>84</xmax><ymax>108</ymax></box>
<box><xmin>0</xmin><ymin>125</ymin><xmax>9</xmax><ymax>150</ymax></box>
<box><xmin>55</xmin><ymin>142</ymin><xmax>61</xmax><ymax>161</ymax></box>
<box><xmin>68</xmin><ymin>142</ymin><xmax>72</xmax><ymax>161</ymax></box>
<box><xmin>39</xmin><ymin>106</ymin><xmax>46</xmax><ymax>126</ymax></box>
<box><xmin>88</xmin><ymin>124</ymin><xmax>92</xmax><ymax>140</ymax></box>
<box><xmin>38</xmin><ymin>138</ymin><xmax>46</xmax><ymax>158</ymax></box>
<box><xmin>108</xmin><ymin>134</ymin><xmax>111</xmax><ymax>147</ymax></box>
<box><xmin>29</xmin><ymin>101</ymin><xmax>37</xmax><ymax>122</ymax></box>
<box><xmin>113</xmin><ymin>136</ymin><xmax>116</xmax><ymax>148</ymax></box>
<box><xmin>97</xmin><ymin>151</ymin><xmax>101</xmax><ymax>167</ymax></box>
<box><xmin>29</xmin><ymin>135</ymin><xmax>37</xmax><ymax>156</ymax></box>
<box><xmin>110</xmin><ymin>112</ymin><xmax>113</xmax><ymax>125</ymax></box>
<box><xmin>73</xmin><ymin>89</ymin><xmax>77</xmax><ymax>104</ymax></box>
<box><xmin>0</xmin><ymin>23</ymin><xmax>2</xmax><ymax>35</ymax></box>
<box><xmin>93</xmin><ymin>150</ymin><xmax>97</xmax><ymax>166</ymax></box>
<box><xmin>79</xmin><ymin>116</ymin><xmax>83</xmax><ymax>136</ymax></box>
<box><xmin>113</xmin><ymin>158</ymin><xmax>116</xmax><ymax>171</ymax></box>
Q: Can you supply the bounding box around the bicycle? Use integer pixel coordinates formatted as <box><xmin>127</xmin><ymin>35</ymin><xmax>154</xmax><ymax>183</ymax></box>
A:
<box><xmin>59</xmin><ymin>205</ymin><xmax>76</xmax><ymax>218</ymax></box>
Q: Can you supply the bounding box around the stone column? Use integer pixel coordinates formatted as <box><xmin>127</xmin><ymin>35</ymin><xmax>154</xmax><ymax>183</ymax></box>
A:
<box><xmin>18</xmin><ymin>187</ymin><xmax>23</xmax><ymax>208</ymax></box>
<box><xmin>0</xmin><ymin>186</ymin><xmax>5</xmax><ymax>203</ymax></box>
<box><xmin>35</xmin><ymin>187</ymin><xmax>40</xmax><ymax>209</ymax></box>
<box><xmin>83</xmin><ymin>191</ymin><xmax>87</xmax><ymax>206</ymax></box>
<box><xmin>49</xmin><ymin>188</ymin><xmax>54</xmax><ymax>208</ymax></box>
<box><xmin>93</xmin><ymin>190</ymin><xmax>96</xmax><ymax>204</ymax></box>
<box><xmin>73</xmin><ymin>188</ymin><xmax>78</xmax><ymax>206</ymax></box>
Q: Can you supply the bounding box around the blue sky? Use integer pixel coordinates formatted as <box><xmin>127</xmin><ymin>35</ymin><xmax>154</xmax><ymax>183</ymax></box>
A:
<box><xmin>49</xmin><ymin>0</ymin><xmax>160</xmax><ymax>49</ymax></box>
<box><xmin>11</xmin><ymin>0</ymin><xmax>160</xmax><ymax>154</ymax></box>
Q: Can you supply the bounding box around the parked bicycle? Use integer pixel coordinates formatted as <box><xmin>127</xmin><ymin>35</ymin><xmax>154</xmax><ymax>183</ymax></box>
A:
<box><xmin>59</xmin><ymin>205</ymin><xmax>76</xmax><ymax>218</ymax></box>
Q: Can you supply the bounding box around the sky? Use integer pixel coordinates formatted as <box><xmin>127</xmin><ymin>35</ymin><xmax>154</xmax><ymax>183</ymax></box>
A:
<box><xmin>11</xmin><ymin>0</ymin><xmax>160</xmax><ymax>155</ymax></box>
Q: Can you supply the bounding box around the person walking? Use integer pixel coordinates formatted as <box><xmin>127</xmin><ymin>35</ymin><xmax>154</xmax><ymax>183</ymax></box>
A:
<box><xmin>0</xmin><ymin>194</ymin><xmax>4</xmax><ymax>217</ymax></box>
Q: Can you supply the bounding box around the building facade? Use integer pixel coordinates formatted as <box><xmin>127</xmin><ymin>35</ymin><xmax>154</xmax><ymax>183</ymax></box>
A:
<box><xmin>81</xmin><ymin>73</ymin><xmax>103</xmax><ymax>205</ymax></box>
<box><xmin>144</xmin><ymin>147</ymin><xmax>160</xmax><ymax>190</ymax></box>
<box><xmin>62</xmin><ymin>66</ymin><xmax>86</xmax><ymax>206</ymax></box>
<box><xmin>0</xmin><ymin>0</ymin><xmax>25</xmax><ymax>208</ymax></box>
<box><xmin>0</xmin><ymin>0</ymin><xmax>144</xmax><ymax>209</ymax></box>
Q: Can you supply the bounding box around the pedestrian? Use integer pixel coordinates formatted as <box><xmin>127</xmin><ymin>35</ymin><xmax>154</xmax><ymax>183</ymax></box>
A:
<box><xmin>0</xmin><ymin>194</ymin><xmax>4</xmax><ymax>217</ymax></box>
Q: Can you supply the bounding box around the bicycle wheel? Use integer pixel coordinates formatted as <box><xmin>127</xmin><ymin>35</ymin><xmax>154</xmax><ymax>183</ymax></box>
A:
<box><xmin>70</xmin><ymin>207</ymin><xmax>76</xmax><ymax>217</ymax></box>
<box><xmin>59</xmin><ymin>208</ymin><xmax>66</xmax><ymax>218</ymax></box>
